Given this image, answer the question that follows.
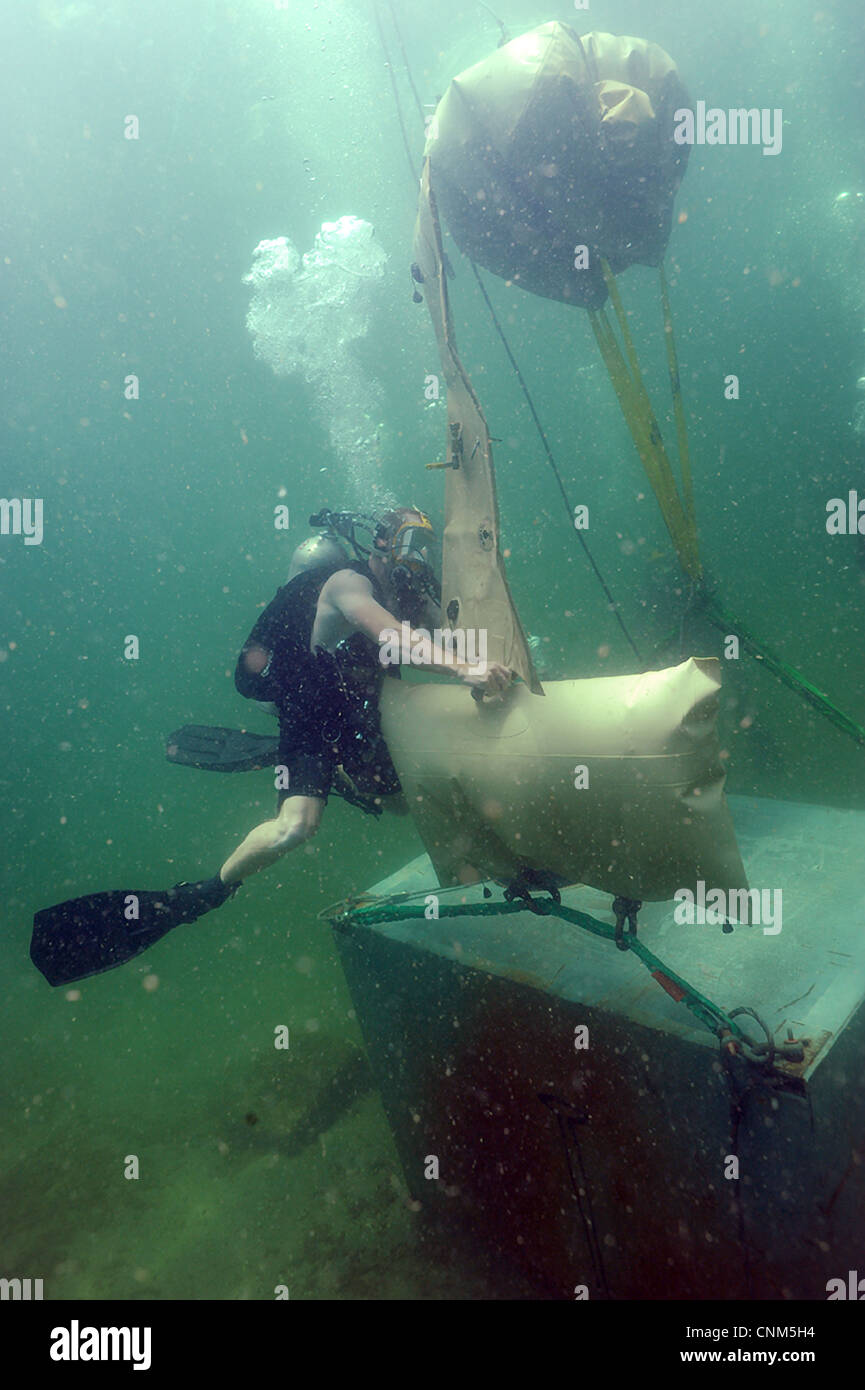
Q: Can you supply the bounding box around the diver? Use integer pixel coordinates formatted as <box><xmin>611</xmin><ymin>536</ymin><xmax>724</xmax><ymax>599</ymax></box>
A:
<box><xmin>218</xmin><ymin>505</ymin><xmax>510</xmax><ymax>885</ymax></box>
<box><xmin>30</xmin><ymin>506</ymin><xmax>512</xmax><ymax>986</ymax></box>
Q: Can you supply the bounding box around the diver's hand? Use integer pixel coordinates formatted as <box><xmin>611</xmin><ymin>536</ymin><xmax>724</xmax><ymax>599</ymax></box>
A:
<box><xmin>459</xmin><ymin>662</ymin><xmax>512</xmax><ymax>697</ymax></box>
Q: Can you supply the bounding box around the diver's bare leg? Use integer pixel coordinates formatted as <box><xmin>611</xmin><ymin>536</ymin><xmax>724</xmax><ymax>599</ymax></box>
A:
<box><xmin>220</xmin><ymin>794</ymin><xmax>324</xmax><ymax>884</ymax></box>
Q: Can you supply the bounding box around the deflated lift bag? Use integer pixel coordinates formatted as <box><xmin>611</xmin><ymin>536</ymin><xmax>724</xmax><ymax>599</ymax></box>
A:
<box><xmin>380</xmin><ymin>658</ymin><xmax>747</xmax><ymax>903</ymax></box>
<box><xmin>426</xmin><ymin>23</ymin><xmax>691</xmax><ymax>308</ymax></box>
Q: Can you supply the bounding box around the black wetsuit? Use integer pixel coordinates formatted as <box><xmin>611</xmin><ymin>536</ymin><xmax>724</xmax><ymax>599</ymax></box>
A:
<box><xmin>235</xmin><ymin>562</ymin><xmax>401</xmax><ymax>806</ymax></box>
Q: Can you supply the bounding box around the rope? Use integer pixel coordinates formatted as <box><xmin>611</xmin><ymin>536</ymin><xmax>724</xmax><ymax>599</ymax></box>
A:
<box><xmin>385</xmin><ymin>0</ymin><xmax>426</xmax><ymax>122</ymax></box>
<box><xmin>477</xmin><ymin>1</ymin><xmax>509</xmax><ymax>48</ymax></box>
<box><xmin>596</xmin><ymin>259</ymin><xmax>702</xmax><ymax>581</ymax></box>
<box><xmin>332</xmin><ymin>894</ymin><xmax>799</xmax><ymax>1069</ymax></box>
<box><xmin>469</xmin><ymin>262</ymin><xmax>645</xmax><ymax>667</ymax></box>
<box><xmin>372</xmin><ymin>2</ymin><xmax>419</xmax><ymax>185</ymax></box>
<box><xmin>538</xmin><ymin>1091</ymin><xmax>612</xmax><ymax>1297</ymax></box>
<box><xmin>701</xmin><ymin>591</ymin><xmax>865</xmax><ymax>748</ymax></box>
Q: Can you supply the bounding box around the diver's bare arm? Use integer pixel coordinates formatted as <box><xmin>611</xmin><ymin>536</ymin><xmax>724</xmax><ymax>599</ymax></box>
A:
<box><xmin>327</xmin><ymin>571</ymin><xmax>509</xmax><ymax>689</ymax></box>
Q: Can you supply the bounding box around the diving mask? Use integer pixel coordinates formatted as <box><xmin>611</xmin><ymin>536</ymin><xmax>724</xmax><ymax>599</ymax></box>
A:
<box><xmin>378</xmin><ymin>512</ymin><xmax>440</xmax><ymax>609</ymax></box>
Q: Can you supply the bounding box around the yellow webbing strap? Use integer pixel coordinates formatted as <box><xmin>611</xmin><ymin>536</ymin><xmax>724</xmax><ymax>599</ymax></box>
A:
<box><xmin>589</xmin><ymin>308</ymin><xmax>668</xmax><ymax>500</ymax></box>
<box><xmin>591</xmin><ymin>259</ymin><xmax>702</xmax><ymax>582</ymax></box>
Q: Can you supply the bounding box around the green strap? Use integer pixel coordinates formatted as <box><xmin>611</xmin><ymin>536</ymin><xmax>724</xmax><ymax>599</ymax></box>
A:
<box><xmin>335</xmin><ymin>896</ymin><xmax>748</xmax><ymax>1051</ymax></box>
<box><xmin>702</xmin><ymin>593</ymin><xmax>865</xmax><ymax>748</ymax></box>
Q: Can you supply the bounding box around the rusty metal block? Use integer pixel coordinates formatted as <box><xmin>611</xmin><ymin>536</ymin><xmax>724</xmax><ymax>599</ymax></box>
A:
<box><xmin>333</xmin><ymin>795</ymin><xmax>865</xmax><ymax>1299</ymax></box>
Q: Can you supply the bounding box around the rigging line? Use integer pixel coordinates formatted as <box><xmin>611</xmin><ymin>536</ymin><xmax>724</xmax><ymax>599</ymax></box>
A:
<box><xmin>562</xmin><ymin>1114</ymin><xmax>612</xmax><ymax>1298</ymax></box>
<box><xmin>469</xmin><ymin>261</ymin><xmax>645</xmax><ymax>667</ymax></box>
<box><xmin>385</xmin><ymin>0</ymin><xmax>426</xmax><ymax>122</ymax></box>
<box><xmin>539</xmin><ymin>1094</ymin><xmax>611</xmax><ymax>1297</ymax></box>
<box><xmin>477</xmin><ymin>1</ymin><xmax>509</xmax><ymax>47</ymax></box>
<box><xmin>372</xmin><ymin>1</ymin><xmax>418</xmax><ymax>185</ymax></box>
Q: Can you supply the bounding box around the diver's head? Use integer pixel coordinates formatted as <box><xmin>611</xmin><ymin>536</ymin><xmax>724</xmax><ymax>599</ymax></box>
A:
<box><xmin>370</xmin><ymin>506</ymin><xmax>440</xmax><ymax>618</ymax></box>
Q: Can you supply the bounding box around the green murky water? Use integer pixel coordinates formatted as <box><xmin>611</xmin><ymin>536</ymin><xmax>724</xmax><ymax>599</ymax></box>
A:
<box><xmin>2</xmin><ymin>0</ymin><xmax>864</xmax><ymax>1300</ymax></box>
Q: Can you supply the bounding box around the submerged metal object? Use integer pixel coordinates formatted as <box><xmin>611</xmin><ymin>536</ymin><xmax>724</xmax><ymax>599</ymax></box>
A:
<box><xmin>333</xmin><ymin>794</ymin><xmax>865</xmax><ymax>1299</ymax></box>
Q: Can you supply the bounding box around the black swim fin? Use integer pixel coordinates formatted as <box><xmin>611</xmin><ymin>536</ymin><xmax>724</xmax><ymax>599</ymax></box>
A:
<box><xmin>166</xmin><ymin>724</ymin><xmax>384</xmax><ymax>816</ymax></box>
<box><xmin>166</xmin><ymin>724</ymin><xmax>280</xmax><ymax>772</ymax></box>
<box><xmin>30</xmin><ymin>875</ymin><xmax>237</xmax><ymax>987</ymax></box>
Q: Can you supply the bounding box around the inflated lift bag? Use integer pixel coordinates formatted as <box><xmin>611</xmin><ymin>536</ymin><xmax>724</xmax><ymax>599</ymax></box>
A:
<box><xmin>380</xmin><ymin>657</ymin><xmax>747</xmax><ymax>902</ymax></box>
<box><xmin>426</xmin><ymin>23</ymin><xmax>690</xmax><ymax>308</ymax></box>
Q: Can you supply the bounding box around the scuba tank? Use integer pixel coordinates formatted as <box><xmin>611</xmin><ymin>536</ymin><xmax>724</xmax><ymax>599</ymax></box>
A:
<box><xmin>287</xmin><ymin>532</ymin><xmax>350</xmax><ymax>580</ymax></box>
